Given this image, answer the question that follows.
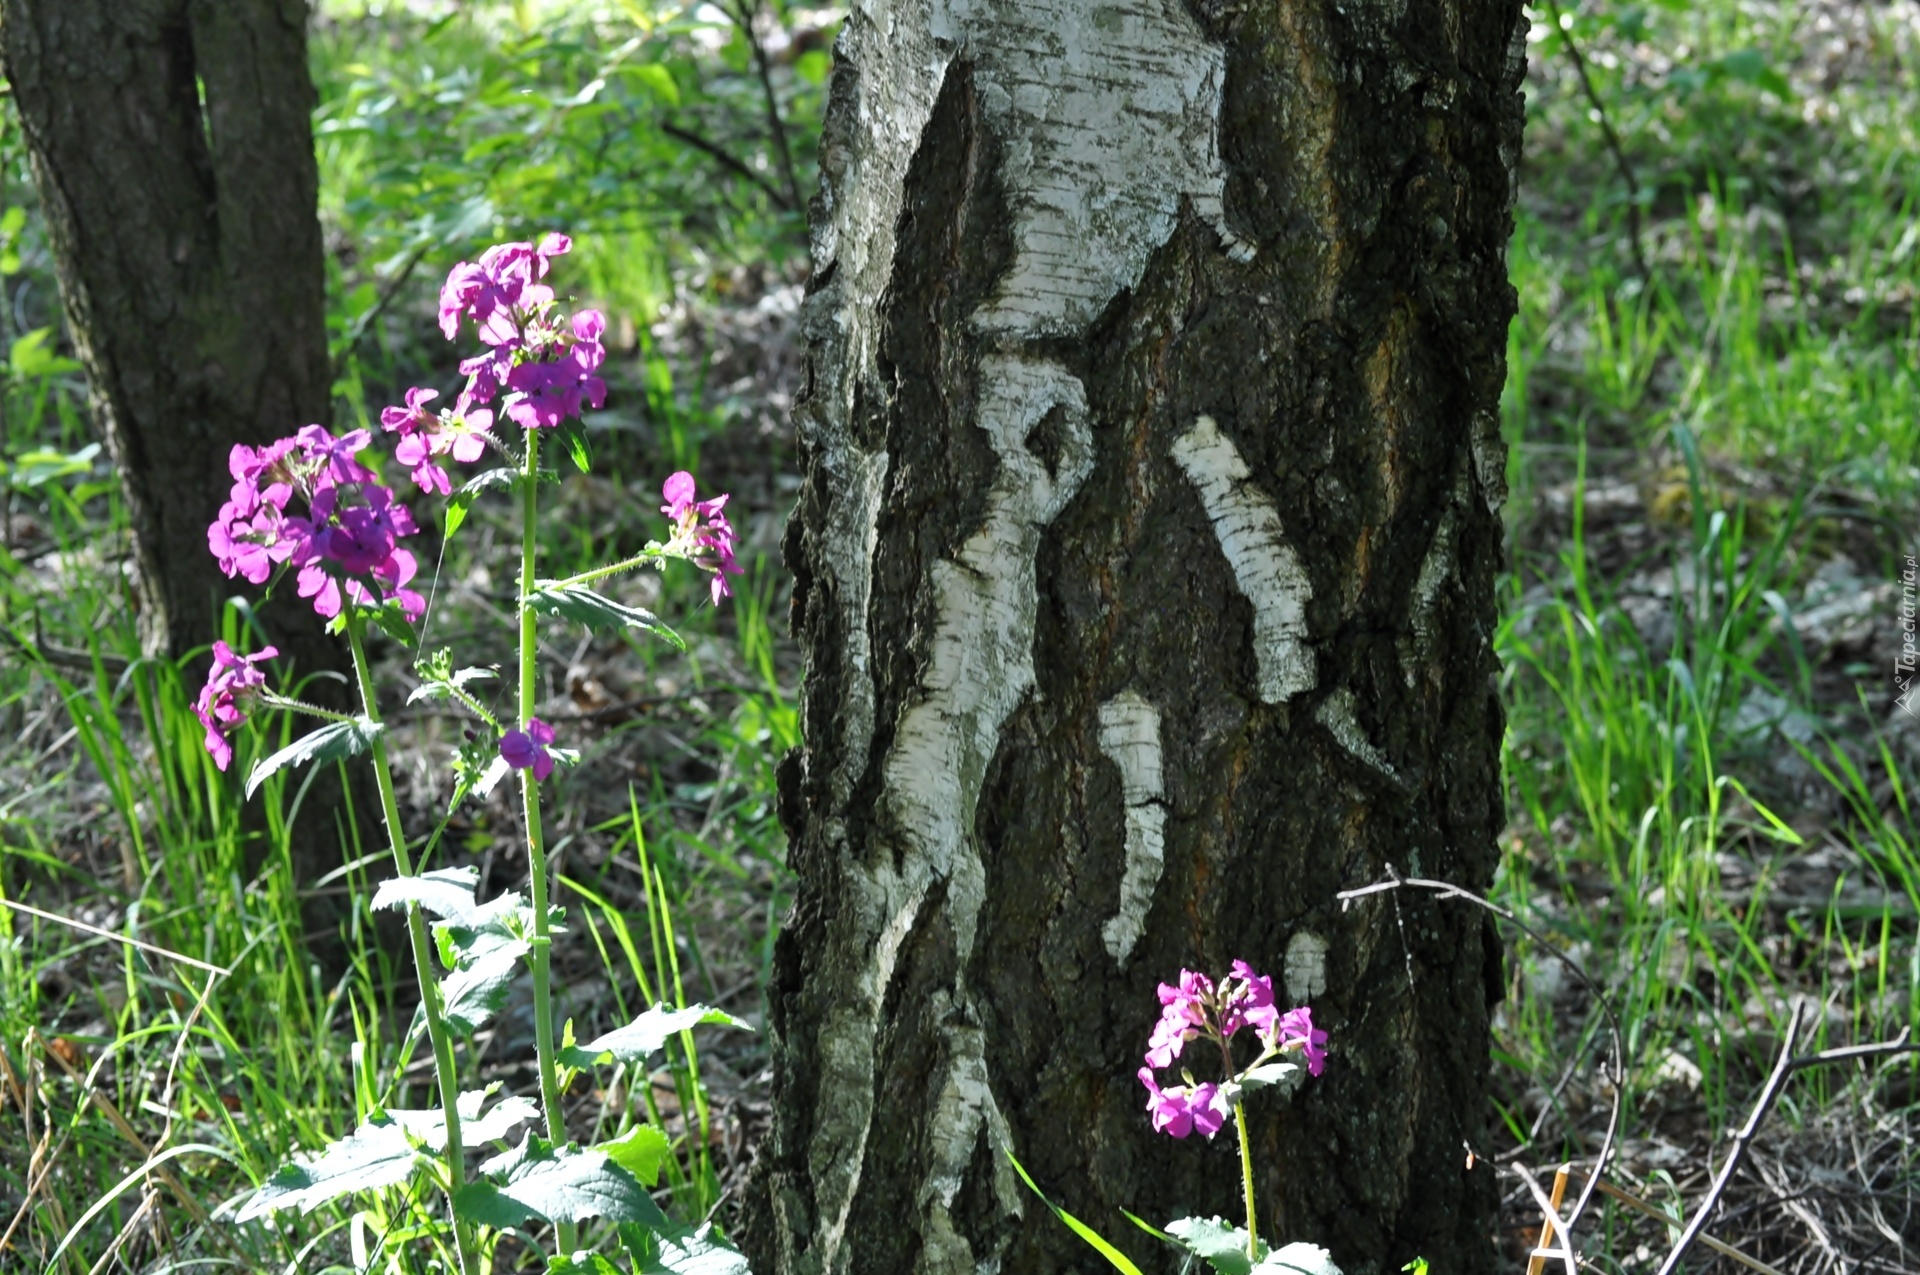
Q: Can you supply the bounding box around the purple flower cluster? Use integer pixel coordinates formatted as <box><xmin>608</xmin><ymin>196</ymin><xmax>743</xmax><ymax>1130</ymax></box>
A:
<box><xmin>434</xmin><ymin>234</ymin><xmax>606</xmax><ymax>433</ymax></box>
<box><xmin>207</xmin><ymin>425</ymin><xmax>425</xmax><ymax>622</ymax></box>
<box><xmin>499</xmin><ymin>717</ymin><xmax>557</xmax><ymax>780</ymax></box>
<box><xmin>1138</xmin><ymin>961</ymin><xmax>1327</xmax><ymax>1140</ymax></box>
<box><xmin>380</xmin><ymin>387</ymin><xmax>492</xmax><ymax>497</ymax></box>
<box><xmin>194</xmin><ymin>641</ymin><xmax>278</xmax><ymax>772</ymax></box>
<box><xmin>662</xmin><ymin>471</ymin><xmax>744</xmax><ymax>603</ymax></box>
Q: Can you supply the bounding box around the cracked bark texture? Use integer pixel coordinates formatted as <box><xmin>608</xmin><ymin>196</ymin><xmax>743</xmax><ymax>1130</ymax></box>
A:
<box><xmin>0</xmin><ymin>0</ymin><xmax>337</xmax><ymax>667</ymax></box>
<box><xmin>2</xmin><ymin>0</ymin><xmax>364</xmax><ymax>906</ymax></box>
<box><xmin>745</xmin><ymin>0</ymin><xmax>1525</xmax><ymax>1271</ymax></box>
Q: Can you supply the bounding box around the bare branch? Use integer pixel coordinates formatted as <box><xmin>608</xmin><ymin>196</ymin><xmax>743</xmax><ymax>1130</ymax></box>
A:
<box><xmin>661</xmin><ymin>120</ymin><xmax>795</xmax><ymax>211</ymax></box>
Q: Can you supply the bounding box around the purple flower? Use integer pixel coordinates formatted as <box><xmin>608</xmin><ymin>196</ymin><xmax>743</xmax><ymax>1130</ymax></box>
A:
<box><xmin>660</xmin><ymin>471</ymin><xmax>744</xmax><ymax>603</ymax></box>
<box><xmin>194</xmin><ymin>641</ymin><xmax>278</xmax><ymax>771</ymax></box>
<box><xmin>1145</xmin><ymin>969</ymin><xmax>1214</xmax><ymax>1068</ymax></box>
<box><xmin>381</xmin><ymin>386</ymin><xmax>493</xmax><ymax>495</ymax></box>
<box><xmin>1268</xmin><ymin>1006</ymin><xmax>1328</xmax><ymax>1077</ymax></box>
<box><xmin>502</xmin><ymin>307</ymin><xmax>608</xmax><ymax>431</ymax></box>
<box><xmin>251</xmin><ymin>444</ymin><xmax>428</xmax><ymax>621</ymax></box>
<box><xmin>437</xmin><ymin>234</ymin><xmax>571</xmax><ymax>344</ymax></box>
<box><xmin>499</xmin><ymin>718</ymin><xmax>557</xmax><ymax>781</ymax></box>
<box><xmin>1138</xmin><ymin>1067</ymin><xmax>1229</xmax><ymax>1139</ymax></box>
<box><xmin>1223</xmin><ymin>959</ymin><xmax>1279</xmax><ymax>1039</ymax></box>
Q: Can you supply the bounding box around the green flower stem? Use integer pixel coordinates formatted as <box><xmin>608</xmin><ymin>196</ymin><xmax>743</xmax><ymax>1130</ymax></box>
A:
<box><xmin>543</xmin><ymin>544</ymin><xmax>668</xmax><ymax>590</ymax></box>
<box><xmin>1234</xmin><ymin>1101</ymin><xmax>1258</xmax><ymax>1263</ymax></box>
<box><xmin>517</xmin><ymin>428</ymin><xmax>577</xmax><ymax>1254</ymax></box>
<box><xmin>346</xmin><ymin>615</ymin><xmax>478</xmax><ymax>1275</ymax></box>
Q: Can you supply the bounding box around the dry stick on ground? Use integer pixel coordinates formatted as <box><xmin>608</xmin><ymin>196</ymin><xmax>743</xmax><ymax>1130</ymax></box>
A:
<box><xmin>1338</xmin><ymin>871</ymin><xmax>1627</xmax><ymax>1261</ymax></box>
<box><xmin>1588</xmin><ymin>1178</ymin><xmax>1791</xmax><ymax>1275</ymax></box>
<box><xmin>1525</xmin><ymin>1162</ymin><xmax>1571</xmax><ymax>1275</ymax></box>
<box><xmin>1539</xmin><ymin>0</ymin><xmax>1651</xmax><ymax>281</ymax></box>
<box><xmin>1652</xmin><ymin>1008</ymin><xmax>1920</xmax><ymax>1275</ymax></box>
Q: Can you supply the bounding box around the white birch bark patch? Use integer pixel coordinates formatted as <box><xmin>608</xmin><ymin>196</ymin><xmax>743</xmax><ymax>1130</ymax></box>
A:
<box><xmin>1170</xmin><ymin>415</ymin><xmax>1316</xmax><ymax>704</ymax></box>
<box><xmin>1096</xmin><ymin>690</ymin><xmax>1167</xmax><ymax>966</ymax></box>
<box><xmin>933</xmin><ymin>0</ymin><xmax>1241</xmax><ymax>338</ymax></box>
<box><xmin>1315</xmin><ymin>686</ymin><xmax>1394</xmax><ymax>776</ymax></box>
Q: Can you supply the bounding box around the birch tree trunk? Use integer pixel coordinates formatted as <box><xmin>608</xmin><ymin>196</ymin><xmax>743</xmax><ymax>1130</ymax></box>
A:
<box><xmin>747</xmin><ymin>1</ymin><xmax>1526</xmax><ymax>1272</ymax></box>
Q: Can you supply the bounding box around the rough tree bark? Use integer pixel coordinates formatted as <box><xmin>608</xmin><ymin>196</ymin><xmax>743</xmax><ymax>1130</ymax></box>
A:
<box><xmin>0</xmin><ymin>0</ymin><xmax>339</xmax><ymax>673</ymax></box>
<box><xmin>1</xmin><ymin>0</ymin><xmax>366</xmax><ymax>918</ymax></box>
<box><xmin>746</xmin><ymin>1</ymin><xmax>1526</xmax><ymax>1273</ymax></box>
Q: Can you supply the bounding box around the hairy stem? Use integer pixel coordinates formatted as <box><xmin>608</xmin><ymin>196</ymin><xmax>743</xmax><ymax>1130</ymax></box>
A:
<box><xmin>1234</xmin><ymin>1102</ymin><xmax>1258</xmax><ymax>1262</ymax></box>
<box><xmin>347</xmin><ymin>615</ymin><xmax>477</xmax><ymax>1275</ymax></box>
<box><xmin>546</xmin><ymin>544</ymin><xmax>668</xmax><ymax>590</ymax></box>
<box><xmin>517</xmin><ymin>428</ymin><xmax>577</xmax><ymax>1254</ymax></box>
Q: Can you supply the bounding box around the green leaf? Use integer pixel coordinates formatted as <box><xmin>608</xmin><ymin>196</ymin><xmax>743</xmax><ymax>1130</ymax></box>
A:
<box><xmin>9</xmin><ymin>443</ymin><xmax>99</xmax><ymax>489</ymax></box>
<box><xmin>434</xmin><ymin>889</ymin><xmax>542</xmax><ymax>968</ymax></box>
<box><xmin>1166</xmin><ymin>1216</ymin><xmax>1257</xmax><ymax>1275</ymax></box>
<box><xmin>233</xmin><ymin>1118</ymin><xmax>427</xmax><ymax>1221</ymax></box>
<box><xmin>1237</xmin><ymin>1061</ymin><xmax>1298</xmax><ymax>1092</ymax></box>
<box><xmin>367</xmin><ymin>596</ymin><xmax>421</xmax><ymax>648</ymax></box>
<box><xmin>378</xmin><ymin>1088</ymin><xmax>538</xmax><ymax>1153</ymax></box>
<box><xmin>1005</xmin><ymin>1148</ymin><xmax>1144</xmax><ymax>1275</ymax></box>
<box><xmin>548</xmin><ymin>1254</ymin><xmax>623</xmax><ymax>1275</ymax></box>
<box><xmin>1714</xmin><ymin>48</ymin><xmax>1793</xmax><ymax>99</ymax></box>
<box><xmin>246</xmin><ymin>718</ymin><xmax>384</xmax><ymax>799</ymax></box>
<box><xmin>597</xmin><ymin>1124</ymin><xmax>671</xmax><ymax>1186</ymax></box>
<box><xmin>445</xmin><ymin>466</ymin><xmax>519</xmax><ymax>537</ymax></box>
<box><xmin>455</xmin><ymin>1137</ymin><xmax>668</xmax><ymax>1228</ymax></box>
<box><xmin>623</xmin><ymin>62</ymin><xmax>681</xmax><ymax>106</ymax></box>
<box><xmin>624</xmin><ymin>1222</ymin><xmax>752</xmax><ymax>1275</ymax></box>
<box><xmin>1255</xmin><ymin>1243</ymin><xmax>1343</xmax><ymax>1275</ymax></box>
<box><xmin>558</xmin><ymin>1003</ymin><xmax>751</xmax><ymax>1069</ymax></box>
<box><xmin>9</xmin><ymin>327</ymin><xmax>83</xmax><ymax>379</ymax></box>
<box><xmin>526</xmin><ymin>583</ymin><xmax>685</xmax><ymax>649</ymax></box>
<box><xmin>438</xmin><ymin>945</ymin><xmax>527</xmax><ymax>1035</ymax></box>
<box><xmin>794</xmin><ymin>49</ymin><xmax>831</xmax><ymax>85</ymax></box>
<box><xmin>372</xmin><ymin>867</ymin><xmax>481</xmax><ymax>924</ymax></box>
<box><xmin>557</xmin><ymin>419</ymin><xmax>592</xmax><ymax>473</ymax></box>
<box><xmin>408</xmin><ymin>662</ymin><xmax>498</xmax><ymax>704</ymax></box>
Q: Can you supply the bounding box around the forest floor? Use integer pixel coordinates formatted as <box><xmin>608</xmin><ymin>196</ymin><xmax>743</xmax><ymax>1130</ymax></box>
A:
<box><xmin>1</xmin><ymin>1</ymin><xmax>1917</xmax><ymax>1273</ymax></box>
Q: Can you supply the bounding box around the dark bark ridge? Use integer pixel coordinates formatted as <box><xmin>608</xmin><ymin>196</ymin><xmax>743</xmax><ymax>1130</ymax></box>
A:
<box><xmin>0</xmin><ymin>0</ymin><xmax>336</xmax><ymax>671</ymax></box>
<box><xmin>751</xmin><ymin>1</ymin><xmax>1527</xmax><ymax>1273</ymax></box>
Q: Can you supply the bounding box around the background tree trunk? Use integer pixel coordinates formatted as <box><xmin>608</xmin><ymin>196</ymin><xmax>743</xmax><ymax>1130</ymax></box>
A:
<box><xmin>747</xmin><ymin>0</ymin><xmax>1526</xmax><ymax>1272</ymax></box>
<box><xmin>0</xmin><ymin>0</ymin><xmax>338</xmax><ymax>671</ymax></box>
<box><xmin>2</xmin><ymin>0</ymin><xmax>364</xmax><ymax>918</ymax></box>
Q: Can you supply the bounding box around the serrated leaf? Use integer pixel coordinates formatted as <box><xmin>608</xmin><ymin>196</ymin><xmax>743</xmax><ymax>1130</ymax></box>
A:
<box><xmin>559</xmin><ymin>1004</ymin><xmax>751</xmax><ymax>1068</ymax></box>
<box><xmin>1237</xmin><ymin>1061</ymin><xmax>1299</xmax><ymax>1092</ymax></box>
<box><xmin>368</xmin><ymin>598</ymin><xmax>420</xmax><ymax>648</ymax></box>
<box><xmin>597</xmin><ymin>1124</ymin><xmax>671</xmax><ymax>1185</ymax></box>
<box><xmin>372</xmin><ymin>867</ymin><xmax>481</xmax><ymax>924</ymax></box>
<box><xmin>234</xmin><ymin>1118</ymin><xmax>426</xmax><ymax>1221</ymax></box>
<box><xmin>1166</xmin><ymin>1216</ymin><xmax>1258</xmax><ymax>1275</ymax></box>
<box><xmin>246</xmin><ymin>718</ymin><xmax>384</xmax><ymax>799</ymax></box>
<box><xmin>455</xmin><ymin>1137</ymin><xmax>668</xmax><ymax>1228</ymax></box>
<box><xmin>439</xmin><ymin>945</ymin><xmax>527</xmax><ymax>1035</ymax></box>
<box><xmin>526</xmin><ymin>583</ymin><xmax>685</xmax><ymax>649</ymax></box>
<box><xmin>408</xmin><ymin>664</ymin><xmax>498</xmax><ymax>704</ymax></box>
<box><xmin>434</xmin><ymin>889</ymin><xmax>539</xmax><ymax>967</ymax></box>
<box><xmin>1254</xmin><ymin>1242</ymin><xmax>1343</xmax><ymax>1275</ymax></box>
<box><xmin>380</xmin><ymin>1088</ymin><xmax>538</xmax><ymax>1153</ymax></box>
<box><xmin>625</xmin><ymin>1222</ymin><xmax>752</xmax><ymax>1275</ymax></box>
<box><xmin>445</xmin><ymin>466</ymin><xmax>519</xmax><ymax>537</ymax></box>
<box><xmin>548</xmin><ymin>1253</ymin><xmax>624</xmax><ymax>1274</ymax></box>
